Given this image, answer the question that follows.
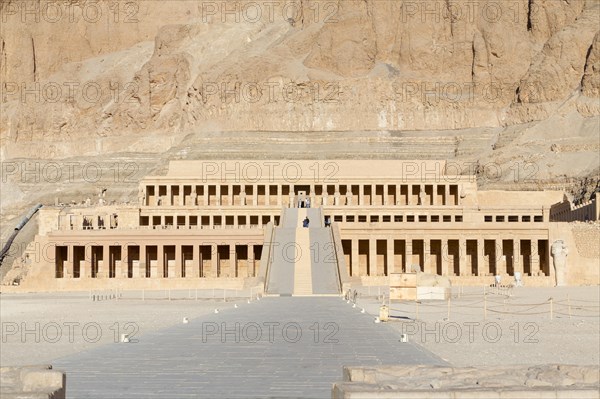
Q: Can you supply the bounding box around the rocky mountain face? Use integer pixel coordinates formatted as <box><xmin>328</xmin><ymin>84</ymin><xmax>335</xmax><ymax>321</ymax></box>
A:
<box><xmin>0</xmin><ymin>0</ymin><xmax>599</xmax><ymax>228</ymax></box>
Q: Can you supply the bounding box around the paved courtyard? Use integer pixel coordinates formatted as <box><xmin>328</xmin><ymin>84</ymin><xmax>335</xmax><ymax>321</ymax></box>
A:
<box><xmin>53</xmin><ymin>297</ymin><xmax>446</xmax><ymax>398</ymax></box>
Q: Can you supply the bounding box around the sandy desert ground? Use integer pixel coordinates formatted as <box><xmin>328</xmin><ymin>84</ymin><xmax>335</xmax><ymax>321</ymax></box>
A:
<box><xmin>1</xmin><ymin>286</ymin><xmax>598</xmax><ymax>370</ymax></box>
<box><xmin>0</xmin><ymin>289</ymin><xmax>249</xmax><ymax>366</ymax></box>
<box><xmin>357</xmin><ymin>285</ymin><xmax>600</xmax><ymax>367</ymax></box>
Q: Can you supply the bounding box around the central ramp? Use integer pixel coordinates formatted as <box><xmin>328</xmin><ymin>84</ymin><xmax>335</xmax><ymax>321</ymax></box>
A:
<box><xmin>55</xmin><ymin>297</ymin><xmax>447</xmax><ymax>399</ymax></box>
<box><xmin>266</xmin><ymin>208</ymin><xmax>341</xmax><ymax>296</ymax></box>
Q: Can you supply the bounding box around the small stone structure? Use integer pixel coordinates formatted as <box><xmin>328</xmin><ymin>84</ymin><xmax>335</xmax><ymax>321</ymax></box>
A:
<box><xmin>390</xmin><ymin>272</ymin><xmax>451</xmax><ymax>301</ymax></box>
<box><xmin>0</xmin><ymin>365</ymin><xmax>65</xmax><ymax>399</ymax></box>
<box><xmin>333</xmin><ymin>364</ymin><xmax>600</xmax><ymax>398</ymax></box>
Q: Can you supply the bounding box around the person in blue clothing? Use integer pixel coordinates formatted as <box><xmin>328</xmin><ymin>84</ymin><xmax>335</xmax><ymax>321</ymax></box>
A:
<box><xmin>302</xmin><ymin>217</ymin><xmax>310</xmax><ymax>228</ymax></box>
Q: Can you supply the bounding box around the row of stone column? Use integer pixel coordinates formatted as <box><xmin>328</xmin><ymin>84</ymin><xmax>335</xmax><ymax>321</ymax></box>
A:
<box><xmin>143</xmin><ymin>214</ymin><xmax>278</xmax><ymax>229</ymax></box>
<box><xmin>56</xmin><ymin>244</ymin><xmax>261</xmax><ymax>279</ymax></box>
<box><xmin>346</xmin><ymin>238</ymin><xmax>548</xmax><ymax>277</ymax></box>
<box><xmin>59</xmin><ymin>214</ymin><xmax>116</xmax><ymax>231</ymax></box>
<box><xmin>143</xmin><ymin>183</ymin><xmax>460</xmax><ymax>207</ymax></box>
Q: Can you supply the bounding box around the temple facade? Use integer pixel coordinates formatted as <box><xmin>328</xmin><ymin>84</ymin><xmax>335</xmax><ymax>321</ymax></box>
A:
<box><xmin>6</xmin><ymin>160</ymin><xmax>599</xmax><ymax>291</ymax></box>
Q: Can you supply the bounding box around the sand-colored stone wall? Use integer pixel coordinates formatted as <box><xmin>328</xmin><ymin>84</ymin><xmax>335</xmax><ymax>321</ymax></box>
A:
<box><xmin>549</xmin><ymin>222</ymin><xmax>600</xmax><ymax>285</ymax></box>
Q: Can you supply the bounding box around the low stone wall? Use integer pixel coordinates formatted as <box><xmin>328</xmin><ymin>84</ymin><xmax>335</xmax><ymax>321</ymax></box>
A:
<box><xmin>1</xmin><ymin>277</ymin><xmax>248</xmax><ymax>293</ymax></box>
<box><xmin>550</xmin><ymin>222</ymin><xmax>600</xmax><ymax>285</ymax></box>
<box><xmin>0</xmin><ymin>365</ymin><xmax>65</xmax><ymax>399</ymax></box>
<box><xmin>332</xmin><ymin>364</ymin><xmax>600</xmax><ymax>399</ymax></box>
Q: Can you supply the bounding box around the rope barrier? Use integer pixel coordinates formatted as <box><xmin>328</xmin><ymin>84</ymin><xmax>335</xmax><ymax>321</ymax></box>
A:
<box><xmin>557</xmin><ymin>298</ymin><xmax>600</xmax><ymax>304</ymax></box>
<box><xmin>486</xmin><ymin>309</ymin><xmax>550</xmax><ymax>315</ymax></box>
<box><xmin>387</xmin><ymin>295</ymin><xmax>599</xmax><ymax>319</ymax></box>
<box><xmin>554</xmin><ymin>311</ymin><xmax>600</xmax><ymax>318</ymax></box>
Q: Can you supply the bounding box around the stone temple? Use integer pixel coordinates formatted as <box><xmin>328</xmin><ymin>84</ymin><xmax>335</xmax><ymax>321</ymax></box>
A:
<box><xmin>5</xmin><ymin>159</ymin><xmax>598</xmax><ymax>293</ymax></box>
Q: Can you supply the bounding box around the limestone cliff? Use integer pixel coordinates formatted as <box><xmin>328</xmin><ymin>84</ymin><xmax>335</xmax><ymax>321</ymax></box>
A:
<box><xmin>0</xmin><ymin>0</ymin><xmax>598</xmax><ymax>230</ymax></box>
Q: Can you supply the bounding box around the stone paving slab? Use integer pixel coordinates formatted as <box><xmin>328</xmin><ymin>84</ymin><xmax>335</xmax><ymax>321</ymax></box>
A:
<box><xmin>53</xmin><ymin>297</ymin><xmax>446</xmax><ymax>398</ymax></box>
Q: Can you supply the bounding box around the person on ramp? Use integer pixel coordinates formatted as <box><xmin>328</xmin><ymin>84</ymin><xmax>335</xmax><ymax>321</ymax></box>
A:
<box><xmin>302</xmin><ymin>217</ymin><xmax>310</xmax><ymax>228</ymax></box>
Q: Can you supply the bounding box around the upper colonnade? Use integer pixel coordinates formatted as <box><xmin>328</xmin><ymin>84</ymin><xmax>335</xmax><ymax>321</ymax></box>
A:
<box><xmin>139</xmin><ymin>160</ymin><xmax>476</xmax><ymax>208</ymax></box>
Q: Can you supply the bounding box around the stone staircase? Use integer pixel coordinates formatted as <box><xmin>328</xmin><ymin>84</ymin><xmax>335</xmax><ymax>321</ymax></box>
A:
<box><xmin>266</xmin><ymin>207</ymin><xmax>341</xmax><ymax>296</ymax></box>
<box><xmin>292</xmin><ymin>218</ymin><xmax>313</xmax><ymax>296</ymax></box>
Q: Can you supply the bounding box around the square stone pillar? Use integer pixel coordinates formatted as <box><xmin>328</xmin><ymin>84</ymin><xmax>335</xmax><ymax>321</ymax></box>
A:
<box><xmin>369</xmin><ymin>239</ymin><xmax>378</xmax><ymax>276</ymax></box>
<box><xmin>232</xmin><ymin>246</ymin><xmax>238</xmax><ymax>278</ymax></box>
<box><xmin>496</xmin><ymin>240</ymin><xmax>506</xmax><ymax>276</ymax></box>
<box><xmin>513</xmin><ymin>239</ymin><xmax>522</xmax><ymax>276</ymax></box>
<box><xmin>276</xmin><ymin>185</ymin><xmax>282</xmax><ymax>206</ymax></box>
<box><xmin>203</xmin><ymin>185</ymin><xmax>209</xmax><ymax>206</ymax></box>
<box><xmin>227</xmin><ymin>184</ymin><xmax>233</xmax><ymax>206</ymax></box>
<box><xmin>192</xmin><ymin>245</ymin><xmax>200</xmax><ymax>278</ymax></box>
<box><xmin>371</xmin><ymin>184</ymin><xmax>376</xmax><ymax>206</ymax></box>
<box><xmin>423</xmin><ymin>240</ymin><xmax>431</xmax><ymax>274</ymax></box>
<box><xmin>96</xmin><ymin>245</ymin><xmax>108</xmax><ymax>278</ymax></box>
<box><xmin>247</xmin><ymin>244</ymin><xmax>254</xmax><ymax>277</ymax></box>
<box><xmin>211</xmin><ymin>244</ymin><xmax>219</xmax><ymax>277</ymax></box>
<box><xmin>154</xmin><ymin>185</ymin><xmax>159</xmax><ymax>206</ymax></box>
<box><xmin>137</xmin><ymin>245</ymin><xmax>146</xmax><ymax>278</ymax></box>
<box><xmin>459</xmin><ymin>238</ymin><xmax>467</xmax><ymax>276</ymax></box>
<box><xmin>395</xmin><ymin>185</ymin><xmax>401</xmax><ymax>205</ymax></box>
<box><xmin>157</xmin><ymin>245</ymin><xmax>164</xmax><ymax>278</ymax></box>
<box><xmin>345</xmin><ymin>188</ymin><xmax>352</xmax><ymax>206</ymax></box>
<box><xmin>264</xmin><ymin>185</ymin><xmax>270</xmax><ymax>206</ymax></box>
<box><xmin>179</xmin><ymin>185</ymin><xmax>184</xmax><ymax>206</ymax></box>
<box><xmin>444</xmin><ymin>185</ymin><xmax>450</xmax><ymax>206</ymax></box>
<box><xmin>476</xmin><ymin>238</ymin><xmax>484</xmax><ymax>276</ymax></box>
<box><xmin>253</xmin><ymin>185</ymin><xmax>259</xmax><ymax>206</ymax></box>
<box><xmin>387</xmin><ymin>238</ymin><xmax>395</xmax><ymax>274</ymax></box>
<box><xmin>65</xmin><ymin>245</ymin><xmax>74</xmax><ymax>278</ymax></box>
<box><xmin>383</xmin><ymin>184</ymin><xmax>389</xmax><ymax>205</ymax></box>
<box><xmin>531</xmin><ymin>239</ymin><xmax>541</xmax><ymax>276</ymax></box>
<box><xmin>441</xmin><ymin>240</ymin><xmax>449</xmax><ymax>276</ymax></box>
<box><xmin>216</xmin><ymin>185</ymin><xmax>221</xmax><ymax>206</ymax></box>
<box><xmin>80</xmin><ymin>249</ymin><xmax>89</xmax><ymax>279</ymax></box>
<box><xmin>120</xmin><ymin>245</ymin><xmax>128</xmax><ymax>278</ymax></box>
<box><xmin>406</xmin><ymin>240</ymin><xmax>413</xmax><ymax>272</ymax></box>
<box><xmin>432</xmin><ymin>185</ymin><xmax>437</xmax><ymax>205</ymax></box>
<box><xmin>166</xmin><ymin>185</ymin><xmax>172</xmax><ymax>206</ymax></box>
<box><xmin>359</xmin><ymin>185</ymin><xmax>364</xmax><ymax>206</ymax></box>
<box><xmin>175</xmin><ymin>245</ymin><xmax>182</xmax><ymax>278</ymax></box>
<box><xmin>351</xmin><ymin>239</ymin><xmax>359</xmax><ymax>277</ymax></box>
